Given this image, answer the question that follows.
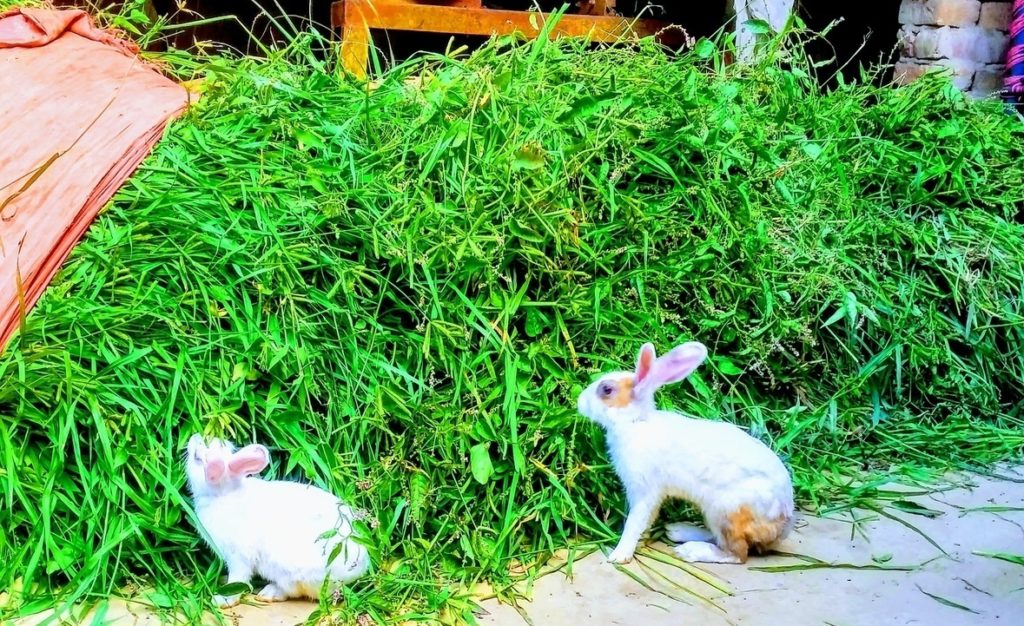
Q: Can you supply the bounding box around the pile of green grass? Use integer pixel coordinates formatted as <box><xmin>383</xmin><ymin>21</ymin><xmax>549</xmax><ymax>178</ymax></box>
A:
<box><xmin>2</xmin><ymin>13</ymin><xmax>1024</xmax><ymax>624</ymax></box>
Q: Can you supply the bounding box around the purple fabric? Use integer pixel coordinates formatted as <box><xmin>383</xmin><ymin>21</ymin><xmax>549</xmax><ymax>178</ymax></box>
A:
<box><xmin>1006</xmin><ymin>0</ymin><xmax>1024</xmax><ymax>98</ymax></box>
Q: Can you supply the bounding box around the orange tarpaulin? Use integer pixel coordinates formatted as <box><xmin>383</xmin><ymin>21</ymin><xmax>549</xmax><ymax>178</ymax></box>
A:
<box><xmin>0</xmin><ymin>7</ymin><xmax>190</xmax><ymax>352</ymax></box>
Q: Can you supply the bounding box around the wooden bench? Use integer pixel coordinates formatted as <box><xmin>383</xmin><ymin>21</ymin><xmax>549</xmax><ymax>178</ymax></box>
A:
<box><xmin>331</xmin><ymin>0</ymin><xmax>681</xmax><ymax>78</ymax></box>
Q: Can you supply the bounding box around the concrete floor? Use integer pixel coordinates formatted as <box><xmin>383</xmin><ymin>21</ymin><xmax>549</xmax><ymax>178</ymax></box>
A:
<box><xmin>13</xmin><ymin>470</ymin><xmax>1024</xmax><ymax>625</ymax></box>
<box><xmin>478</xmin><ymin>471</ymin><xmax>1024</xmax><ymax>626</ymax></box>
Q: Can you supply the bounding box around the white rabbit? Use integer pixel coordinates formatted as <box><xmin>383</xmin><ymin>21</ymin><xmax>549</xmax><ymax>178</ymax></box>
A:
<box><xmin>576</xmin><ymin>341</ymin><xmax>794</xmax><ymax>564</ymax></box>
<box><xmin>185</xmin><ymin>434</ymin><xmax>370</xmax><ymax>607</ymax></box>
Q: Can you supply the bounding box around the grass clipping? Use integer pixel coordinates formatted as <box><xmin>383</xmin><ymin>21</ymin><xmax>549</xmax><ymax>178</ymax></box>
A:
<box><xmin>2</xmin><ymin>28</ymin><xmax>1024</xmax><ymax>622</ymax></box>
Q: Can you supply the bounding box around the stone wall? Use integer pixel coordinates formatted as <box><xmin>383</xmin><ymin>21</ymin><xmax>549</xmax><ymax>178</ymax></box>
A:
<box><xmin>896</xmin><ymin>0</ymin><xmax>1013</xmax><ymax>97</ymax></box>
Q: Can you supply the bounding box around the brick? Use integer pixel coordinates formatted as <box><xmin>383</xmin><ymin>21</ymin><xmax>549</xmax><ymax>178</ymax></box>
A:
<box><xmin>899</xmin><ymin>0</ymin><xmax>981</xmax><ymax>27</ymax></box>
<box><xmin>972</xmin><ymin>63</ymin><xmax>1006</xmax><ymax>93</ymax></box>
<box><xmin>901</xmin><ymin>25</ymin><xmax>925</xmax><ymax>57</ymax></box>
<box><xmin>894</xmin><ymin>59</ymin><xmax>977</xmax><ymax>90</ymax></box>
<box><xmin>907</xmin><ymin>26</ymin><xmax>1008</xmax><ymax>63</ymax></box>
<box><xmin>979</xmin><ymin>2</ymin><xmax>1012</xmax><ymax>30</ymax></box>
<box><xmin>898</xmin><ymin>25</ymin><xmax>917</xmax><ymax>46</ymax></box>
<box><xmin>894</xmin><ymin>61</ymin><xmax>930</xmax><ymax>85</ymax></box>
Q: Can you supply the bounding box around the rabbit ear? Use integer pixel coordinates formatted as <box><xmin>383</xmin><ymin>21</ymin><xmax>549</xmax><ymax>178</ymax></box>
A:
<box><xmin>228</xmin><ymin>444</ymin><xmax>269</xmax><ymax>477</ymax></box>
<box><xmin>635</xmin><ymin>342</ymin><xmax>707</xmax><ymax>396</ymax></box>
<box><xmin>634</xmin><ymin>343</ymin><xmax>657</xmax><ymax>385</ymax></box>
<box><xmin>205</xmin><ymin>457</ymin><xmax>227</xmax><ymax>484</ymax></box>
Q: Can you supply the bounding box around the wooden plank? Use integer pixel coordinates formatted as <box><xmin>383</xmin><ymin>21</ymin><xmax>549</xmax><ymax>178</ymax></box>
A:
<box><xmin>378</xmin><ymin>0</ymin><xmax>484</xmax><ymax>6</ymax></box>
<box><xmin>331</xmin><ymin>1</ymin><xmax>672</xmax><ymax>41</ymax></box>
<box><xmin>330</xmin><ymin>0</ymin><xmax>681</xmax><ymax>78</ymax></box>
<box><xmin>425</xmin><ymin>0</ymin><xmax>485</xmax><ymax>7</ymax></box>
<box><xmin>336</xmin><ymin>1</ymin><xmax>371</xmax><ymax>78</ymax></box>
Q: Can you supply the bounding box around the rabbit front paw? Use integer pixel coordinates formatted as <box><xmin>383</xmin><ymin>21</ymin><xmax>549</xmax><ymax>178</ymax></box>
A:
<box><xmin>607</xmin><ymin>546</ymin><xmax>635</xmax><ymax>564</ymax></box>
<box><xmin>213</xmin><ymin>593</ymin><xmax>240</xmax><ymax>608</ymax></box>
<box><xmin>674</xmin><ymin>541</ymin><xmax>742</xmax><ymax>564</ymax></box>
<box><xmin>256</xmin><ymin>583</ymin><xmax>289</xmax><ymax>603</ymax></box>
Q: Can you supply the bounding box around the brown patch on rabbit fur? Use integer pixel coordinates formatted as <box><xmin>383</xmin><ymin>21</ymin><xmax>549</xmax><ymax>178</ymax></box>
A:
<box><xmin>720</xmin><ymin>506</ymin><xmax>789</xmax><ymax>562</ymax></box>
<box><xmin>600</xmin><ymin>376</ymin><xmax>635</xmax><ymax>408</ymax></box>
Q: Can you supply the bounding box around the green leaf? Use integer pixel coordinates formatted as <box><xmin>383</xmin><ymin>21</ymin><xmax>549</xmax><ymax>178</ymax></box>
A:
<box><xmin>493</xmin><ymin>71</ymin><xmax>513</xmax><ymax>89</ymax></box>
<box><xmin>802</xmin><ymin>142</ymin><xmax>823</xmax><ymax>160</ymax></box>
<box><xmin>823</xmin><ymin>307</ymin><xmax>847</xmax><ymax>327</ymax></box>
<box><xmin>508</xmin><ymin>219</ymin><xmax>545</xmax><ymax>243</ymax></box>
<box><xmin>525</xmin><ymin>308</ymin><xmax>548</xmax><ymax>338</ymax></box>
<box><xmin>888</xmin><ymin>500</ymin><xmax>943</xmax><ymax>518</ymax></box>
<box><xmin>215</xmin><ymin>582</ymin><xmax>252</xmax><ymax>597</ymax></box>
<box><xmin>752</xmin><ymin>562</ymin><xmax>918</xmax><ymax>573</ymax></box>
<box><xmin>308</xmin><ymin>174</ymin><xmax>327</xmax><ymax>194</ymax></box>
<box><xmin>409</xmin><ymin>472</ymin><xmax>431</xmax><ymax>522</ymax></box>
<box><xmin>470</xmin><ymin>443</ymin><xmax>494</xmax><ymax>484</ymax></box>
<box><xmin>744</xmin><ymin>19</ymin><xmax>773</xmax><ymax>35</ymax></box>
<box><xmin>557</xmin><ymin>91</ymin><xmax>619</xmax><ymax>123</ymax></box>
<box><xmin>295</xmin><ymin>129</ymin><xmax>326</xmax><ymax>150</ymax></box>
<box><xmin>695</xmin><ymin>39</ymin><xmax>716</xmax><ymax>59</ymax></box>
<box><xmin>916</xmin><ymin>584</ymin><xmax>979</xmax><ymax>613</ymax></box>
<box><xmin>774</xmin><ymin>179</ymin><xmax>794</xmax><ymax>203</ymax></box>
<box><xmin>513</xmin><ymin>145</ymin><xmax>545</xmax><ymax>171</ymax></box>
<box><xmin>145</xmin><ymin>592</ymin><xmax>175</xmax><ymax>609</ymax></box>
<box><xmin>973</xmin><ymin>551</ymin><xmax>1024</xmax><ymax>567</ymax></box>
<box><xmin>714</xmin><ymin>357</ymin><xmax>744</xmax><ymax>376</ymax></box>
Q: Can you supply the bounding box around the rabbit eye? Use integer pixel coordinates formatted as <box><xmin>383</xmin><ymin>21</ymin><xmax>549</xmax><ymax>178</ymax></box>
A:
<box><xmin>598</xmin><ymin>382</ymin><xmax>615</xmax><ymax>397</ymax></box>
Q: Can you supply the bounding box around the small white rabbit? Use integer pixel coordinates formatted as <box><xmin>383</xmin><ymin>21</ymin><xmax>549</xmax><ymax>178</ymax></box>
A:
<box><xmin>577</xmin><ymin>342</ymin><xmax>794</xmax><ymax>564</ymax></box>
<box><xmin>185</xmin><ymin>434</ymin><xmax>370</xmax><ymax>607</ymax></box>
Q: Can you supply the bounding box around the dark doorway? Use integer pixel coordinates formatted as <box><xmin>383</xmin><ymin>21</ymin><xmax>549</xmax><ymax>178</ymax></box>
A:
<box><xmin>798</xmin><ymin>0</ymin><xmax>902</xmax><ymax>86</ymax></box>
<box><xmin>146</xmin><ymin>1</ymin><xmax>730</xmax><ymax>61</ymax></box>
<box><xmin>148</xmin><ymin>0</ymin><xmax>335</xmax><ymax>54</ymax></box>
<box><xmin>145</xmin><ymin>1</ymin><xmax>902</xmax><ymax>86</ymax></box>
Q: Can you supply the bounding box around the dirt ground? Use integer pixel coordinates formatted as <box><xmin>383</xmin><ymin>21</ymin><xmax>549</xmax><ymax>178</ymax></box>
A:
<box><xmin>13</xmin><ymin>470</ymin><xmax>1024</xmax><ymax>626</ymax></box>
